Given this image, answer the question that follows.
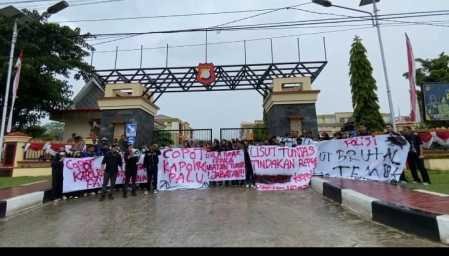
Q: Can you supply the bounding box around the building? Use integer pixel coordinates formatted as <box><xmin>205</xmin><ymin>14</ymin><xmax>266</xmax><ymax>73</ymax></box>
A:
<box><xmin>317</xmin><ymin>112</ymin><xmax>392</xmax><ymax>134</ymax></box>
<box><xmin>50</xmin><ymin>80</ymin><xmax>192</xmax><ymax>146</ymax></box>
<box><xmin>239</xmin><ymin>120</ymin><xmax>265</xmax><ymax>141</ymax></box>
<box><xmin>154</xmin><ymin>114</ymin><xmax>193</xmax><ymax>145</ymax></box>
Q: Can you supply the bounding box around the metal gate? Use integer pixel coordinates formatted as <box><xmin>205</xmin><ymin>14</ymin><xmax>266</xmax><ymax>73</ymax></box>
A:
<box><xmin>220</xmin><ymin>128</ymin><xmax>269</xmax><ymax>142</ymax></box>
<box><xmin>153</xmin><ymin>129</ymin><xmax>212</xmax><ymax>147</ymax></box>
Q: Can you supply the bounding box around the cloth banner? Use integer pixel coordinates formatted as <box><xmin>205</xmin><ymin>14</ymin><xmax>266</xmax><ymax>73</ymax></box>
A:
<box><xmin>158</xmin><ymin>148</ymin><xmax>210</xmax><ymax>191</ymax></box>
<box><xmin>316</xmin><ymin>135</ymin><xmax>410</xmax><ymax>182</ymax></box>
<box><xmin>249</xmin><ymin>145</ymin><xmax>318</xmax><ymax>191</ymax></box>
<box><xmin>206</xmin><ymin>150</ymin><xmax>245</xmax><ymax>182</ymax></box>
<box><xmin>157</xmin><ymin>148</ymin><xmax>246</xmax><ymax>191</ymax></box>
<box><xmin>63</xmin><ymin>156</ymin><xmax>147</xmax><ymax>193</ymax></box>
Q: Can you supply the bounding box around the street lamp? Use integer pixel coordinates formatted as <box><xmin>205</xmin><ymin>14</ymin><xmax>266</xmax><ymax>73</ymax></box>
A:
<box><xmin>312</xmin><ymin>0</ymin><xmax>397</xmax><ymax>131</ymax></box>
<box><xmin>0</xmin><ymin>1</ymin><xmax>69</xmax><ymax>161</ymax></box>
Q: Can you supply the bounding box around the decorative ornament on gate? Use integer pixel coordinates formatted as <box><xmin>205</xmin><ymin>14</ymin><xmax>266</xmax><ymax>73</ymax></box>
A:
<box><xmin>196</xmin><ymin>63</ymin><xmax>216</xmax><ymax>86</ymax></box>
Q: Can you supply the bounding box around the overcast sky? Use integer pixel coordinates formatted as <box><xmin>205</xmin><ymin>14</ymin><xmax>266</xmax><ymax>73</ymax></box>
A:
<box><xmin>5</xmin><ymin>0</ymin><xmax>449</xmax><ymax>134</ymax></box>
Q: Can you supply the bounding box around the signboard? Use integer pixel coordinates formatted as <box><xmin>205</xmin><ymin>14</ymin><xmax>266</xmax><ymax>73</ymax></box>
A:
<box><xmin>423</xmin><ymin>83</ymin><xmax>449</xmax><ymax>121</ymax></box>
<box><xmin>196</xmin><ymin>63</ymin><xmax>216</xmax><ymax>86</ymax></box>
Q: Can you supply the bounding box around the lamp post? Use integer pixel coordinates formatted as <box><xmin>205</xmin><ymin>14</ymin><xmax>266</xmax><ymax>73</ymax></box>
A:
<box><xmin>312</xmin><ymin>0</ymin><xmax>397</xmax><ymax>131</ymax></box>
<box><xmin>0</xmin><ymin>1</ymin><xmax>69</xmax><ymax>161</ymax></box>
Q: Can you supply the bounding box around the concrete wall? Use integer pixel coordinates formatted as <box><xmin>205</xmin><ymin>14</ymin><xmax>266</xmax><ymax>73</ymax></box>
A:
<box><xmin>265</xmin><ymin>104</ymin><xmax>319</xmax><ymax>138</ymax></box>
<box><xmin>100</xmin><ymin>109</ymin><xmax>154</xmax><ymax>148</ymax></box>
<box><xmin>12</xmin><ymin>168</ymin><xmax>51</xmax><ymax>178</ymax></box>
<box><xmin>424</xmin><ymin>158</ymin><xmax>449</xmax><ymax>172</ymax></box>
<box><xmin>61</xmin><ymin>112</ymin><xmax>101</xmax><ymax>141</ymax></box>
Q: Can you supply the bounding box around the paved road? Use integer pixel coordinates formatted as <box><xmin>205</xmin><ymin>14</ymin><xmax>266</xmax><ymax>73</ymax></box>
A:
<box><xmin>0</xmin><ymin>188</ymin><xmax>444</xmax><ymax>247</ymax></box>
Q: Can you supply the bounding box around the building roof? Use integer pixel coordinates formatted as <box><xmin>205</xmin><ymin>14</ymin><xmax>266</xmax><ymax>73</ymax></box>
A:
<box><xmin>71</xmin><ymin>79</ymin><xmax>104</xmax><ymax>110</ymax></box>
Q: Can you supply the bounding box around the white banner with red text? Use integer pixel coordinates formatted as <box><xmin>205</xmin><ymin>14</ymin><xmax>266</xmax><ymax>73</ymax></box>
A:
<box><xmin>157</xmin><ymin>148</ymin><xmax>245</xmax><ymax>191</ymax></box>
<box><xmin>63</xmin><ymin>156</ymin><xmax>147</xmax><ymax>193</ymax></box>
<box><xmin>248</xmin><ymin>145</ymin><xmax>318</xmax><ymax>191</ymax></box>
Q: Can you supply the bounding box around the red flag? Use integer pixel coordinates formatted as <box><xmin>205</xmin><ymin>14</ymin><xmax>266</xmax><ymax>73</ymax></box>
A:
<box><xmin>405</xmin><ymin>34</ymin><xmax>420</xmax><ymax>123</ymax></box>
<box><xmin>6</xmin><ymin>50</ymin><xmax>24</xmax><ymax>133</ymax></box>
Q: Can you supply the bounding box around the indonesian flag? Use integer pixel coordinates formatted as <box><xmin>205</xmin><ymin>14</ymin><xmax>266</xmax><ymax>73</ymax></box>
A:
<box><xmin>6</xmin><ymin>50</ymin><xmax>24</xmax><ymax>133</ymax></box>
<box><xmin>405</xmin><ymin>34</ymin><xmax>421</xmax><ymax>123</ymax></box>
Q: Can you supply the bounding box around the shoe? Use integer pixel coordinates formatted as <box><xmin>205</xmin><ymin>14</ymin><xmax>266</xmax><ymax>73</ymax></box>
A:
<box><xmin>83</xmin><ymin>193</ymin><xmax>88</xmax><ymax>197</ymax></box>
<box><xmin>251</xmin><ymin>185</ymin><xmax>256</xmax><ymax>189</ymax></box>
<box><xmin>62</xmin><ymin>196</ymin><xmax>67</xmax><ymax>200</ymax></box>
<box><xmin>91</xmin><ymin>192</ymin><xmax>96</xmax><ymax>196</ymax></box>
<box><xmin>108</xmin><ymin>194</ymin><xmax>114</xmax><ymax>200</ymax></box>
<box><xmin>144</xmin><ymin>191</ymin><xmax>149</xmax><ymax>195</ymax></box>
<box><xmin>74</xmin><ymin>196</ymin><xmax>79</xmax><ymax>199</ymax></box>
<box><xmin>245</xmin><ymin>184</ymin><xmax>250</xmax><ymax>189</ymax></box>
<box><xmin>400</xmin><ymin>181</ymin><xmax>408</xmax><ymax>185</ymax></box>
<box><xmin>131</xmin><ymin>191</ymin><xmax>137</xmax><ymax>197</ymax></box>
<box><xmin>123</xmin><ymin>193</ymin><xmax>127</xmax><ymax>198</ymax></box>
<box><xmin>153</xmin><ymin>190</ymin><xmax>159</xmax><ymax>194</ymax></box>
<box><xmin>412</xmin><ymin>181</ymin><xmax>418</xmax><ymax>184</ymax></box>
<box><xmin>423</xmin><ymin>182</ymin><xmax>430</xmax><ymax>186</ymax></box>
<box><xmin>99</xmin><ymin>195</ymin><xmax>106</xmax><ymax>202</ymax></box>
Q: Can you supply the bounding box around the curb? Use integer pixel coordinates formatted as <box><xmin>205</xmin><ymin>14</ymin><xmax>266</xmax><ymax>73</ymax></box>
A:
<box><xmin>310</xmin><ymin>177</ymin><xmax>449</xmax><ymax>245</ymax></box>
<box><xmin>0</xmin><ymin>191</ymin><xmax>45</xmax><ymax>219</ymax></box>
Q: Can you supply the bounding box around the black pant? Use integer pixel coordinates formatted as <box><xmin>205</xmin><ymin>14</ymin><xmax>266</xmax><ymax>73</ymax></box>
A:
<box><xmin>407</xmin><ymin>152</ymin><xmax>431</xmax><ymax>183</ymax></box>
<box><xmin>101</xmin><ymin>172</ymin><xmax>117</xmax><ymax>195</ymax></box>
<box><xmin>146</xmin><ymin>167</ymin><xmax>158</xmax><ymax>191</ymax></box>
<box><xmin>123</xmin><ymin>171</ymin><xmax>137</xmax><ymax>194</ymax></box>
<box><xmin>51</xmin><ymin>169</ymin><xmax>63</xmax><ymax>200</ymax></box>
<box><xmin>245</xmin><ymin>162</ymin><xmax>255</xmax><ymax>185</ymax></box>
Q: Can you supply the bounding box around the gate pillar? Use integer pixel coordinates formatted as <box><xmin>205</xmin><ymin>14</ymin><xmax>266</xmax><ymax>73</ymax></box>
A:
<box><xmin>98</xmin><ymin>83</ymin><xmax>159</xmax><ymax>147</ymax></box>
<box><xmin>263</xmin><ymin>77</ymin><xmax>320</xmax><ymax>139</ymax></box>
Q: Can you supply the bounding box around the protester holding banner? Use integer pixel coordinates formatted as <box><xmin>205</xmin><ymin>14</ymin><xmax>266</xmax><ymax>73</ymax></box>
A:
<box><xmin>51</xmin><ymin>147</ymin><xmax>65</xmax><ymax>201</ymax></box>
<box><xmin>123</xmin><ymin>145</ymin><xmax>139</xmax><ymax>198</ymax></box>
<box><xmin>143</xmin><ymin>144</ymin><xmax>161</xmax><ymax>195</ymax></box>
<box><xmin>243</xmin><ymin>140</ymin><xmax>255</xmax><ymax>189</ymax></box>
<box><xmin>403</xmin><ymin>126</ymin><xmax>431</xmax><ymax>185</ymax></box>
<box><xmin>99</xmin><ymin>145</ymin><xmax>123</xmax><ymax>201</ymax></box>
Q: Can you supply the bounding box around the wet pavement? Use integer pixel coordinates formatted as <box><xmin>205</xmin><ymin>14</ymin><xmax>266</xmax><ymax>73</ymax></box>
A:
<box><xmin>0</xmin><ymin>188</ymin><xmax>445</xmax><ymax>247</ymax></box>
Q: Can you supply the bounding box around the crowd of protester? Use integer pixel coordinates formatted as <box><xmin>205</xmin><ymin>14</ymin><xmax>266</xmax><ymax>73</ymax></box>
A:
<box><xmin>51</xmin><ymin>124</ymin><xmax>431</xmax><ymax>202</ymax></box>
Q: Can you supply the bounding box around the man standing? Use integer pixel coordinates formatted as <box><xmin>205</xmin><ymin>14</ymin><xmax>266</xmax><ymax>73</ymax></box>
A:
<box><xmin>51</xmin><ymin>148</ymin><xmax>65</xmax><ymax>201</ymax></box>
<box><xmin>403</xmin><ymin>126</ymin><xmax>431</xmax><ymax>185</ymax></box>
<box><xmin>100</xmin><ymin>145</ymin><xmax>122</xmax><ymax>201</ymax></box>
<box><xmin>385</xmin><ymin>124</ymin><xmax>407</xmax><ymax>183</ymax></box>
<box><xmin>143</xmin><ymin>144</ymin><xmax>161</xmax><ymax>195</ymax></box>
<box><xmin>123</xmin><ymin>145</ymin><xmax>139</xmax><ymax>198</ymax></box>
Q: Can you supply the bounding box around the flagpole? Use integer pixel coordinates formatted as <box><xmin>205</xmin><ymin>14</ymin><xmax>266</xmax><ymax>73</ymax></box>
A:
<box><xmin>0</xmin><ymin>20</ymin><xmax>18</xmax><ymax>161</ymax></box>
<box><xmin>6</xmin><ymin>51</ymin><xmax>22</xmax><ymax>134</ymax></box>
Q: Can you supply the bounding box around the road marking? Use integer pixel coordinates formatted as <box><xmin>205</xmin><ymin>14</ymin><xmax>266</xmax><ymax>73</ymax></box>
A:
<box><xmin>414</xmin><ymin>189</ymin><xmax>449</xmax><ymax>197</ymax></box>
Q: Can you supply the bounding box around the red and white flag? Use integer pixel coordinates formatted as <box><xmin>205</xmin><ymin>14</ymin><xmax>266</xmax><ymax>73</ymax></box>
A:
<box><xmin>405</xmin><ymin>34</ymin><xmax>421</xmax><ymax>123</ymax></box>
<box><xmin>6</xmin><ymin>50</ymin><xmax>24</xmax><ymax>133</ymax></box>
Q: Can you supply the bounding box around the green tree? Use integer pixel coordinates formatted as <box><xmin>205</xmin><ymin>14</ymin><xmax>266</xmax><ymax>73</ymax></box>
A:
<box><xmin>349</xmin><ymin>36</ymin><xmax>385</xmax><ymax>132</ymax></box>
<box><xmin>253</xmin><ymin>123</ymin><xmax>268</xmax><ymax>142</ymax></box>
<box><xmin>43</xmin><ymin>121</ymin><xmax>64</xmax><ymax>140</ymax></box>
<box><xmin>153</xmin><ymin>130</ymin><xmax>174</xmax><ymax>147</ymax></box>
<box><xmin>0</xmin><ymin>9</ymin><xmax>93</xmax><ymax>130</ymax></box>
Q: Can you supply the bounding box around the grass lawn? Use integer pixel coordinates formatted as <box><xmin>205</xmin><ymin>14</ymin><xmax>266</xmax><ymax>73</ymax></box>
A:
<box><xmin>0</xmin><ymin>176</ymin><xmax>51</xmax><ymax>190</ymax></box>
<box><xmin>403</xmin><ymin>170</ymin><xmax>449</xmax><ymax>195</ymax></box>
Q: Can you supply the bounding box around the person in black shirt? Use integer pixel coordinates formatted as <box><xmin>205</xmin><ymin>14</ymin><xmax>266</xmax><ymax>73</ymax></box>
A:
<box><xmin>143</xmin><ymin>144</ymin><xmax>161</xmax><ymax>194</ymax></box>
<box><xmin>51</xmin><ymin>148</ymin><xmax>65</xmax><ymax>201</ymax></box>
<box><xmin>100</xmin><ymin>145</ymin><xmax>123</xmax><ymax>201</ymax></box>
<box><xmin>403</xmin><ymin>126</ymin><xmax>431</xmax><ymax>185</ymax></box>
<box><xmin>123</xmin><ymin>145</ymin><xmax>139</xmax><ymax>198</ymax></box>
<box><xmin>243</xmin><ymin>140</ymin><xmax>255</xmax><ymax>189</ymax></box>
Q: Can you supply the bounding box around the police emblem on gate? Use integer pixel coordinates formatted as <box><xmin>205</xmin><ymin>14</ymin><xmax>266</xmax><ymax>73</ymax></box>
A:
<box><xmin>196</xmin><ymin>63</ymin><xmax>216</xmax><ymax>86</ymax></box>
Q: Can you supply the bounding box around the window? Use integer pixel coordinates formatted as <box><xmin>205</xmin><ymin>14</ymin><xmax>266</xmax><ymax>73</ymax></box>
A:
<box><xmin>282</xmin><ymin>82</ymin><xmax>303</xmax><ymax>91</ymax></box>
